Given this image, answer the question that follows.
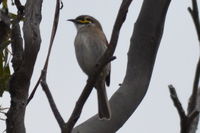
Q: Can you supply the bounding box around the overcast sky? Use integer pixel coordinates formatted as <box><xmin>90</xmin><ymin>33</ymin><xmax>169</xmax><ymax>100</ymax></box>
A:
<box><xmin>1</xmin><ymin>0</ymin><xmax>200</xmax><ymax>133</ymax></box>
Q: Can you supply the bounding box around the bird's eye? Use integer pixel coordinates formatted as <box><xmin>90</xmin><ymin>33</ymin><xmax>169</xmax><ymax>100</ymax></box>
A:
<box><xmin>78</xmin><ymin>18</ymin><xmax>92</xmax><ymax>24</ymax></box>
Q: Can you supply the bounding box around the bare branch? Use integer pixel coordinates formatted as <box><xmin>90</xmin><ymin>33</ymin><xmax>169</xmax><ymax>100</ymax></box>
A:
<box><xmin>108</xmin><ymin>0</ymin><xmax>133</xmax><ymax>51</ymax></box>
<box><xmin>27</xmin><ymin>0</ymin><xmax>60</xmax><ymax>104</ymax></box>
<box><xmin>169</xmin><ymin>1</ymin><xmax>200</xmax><ymax>133</ymax></box>
<box><xmin>40</xmin><ymin>73</ymin><xmax>65</xmax><ymax>129</ymax></box>
<box><xmin>186</xmin><ymin>0</ymin><xmax>200</xmax><ymax>132</ymax></box>
<box><xmin>188</xmin><ymin>57</ymin><xmax>200</xmax><ymax>113</ymax></box>
<box><xmin>187</xmin><ymin>1</ymin><xmax>200</xmax><ymax>111</ymax></box>
<box><xmin>31</xmin><ymin>0</ymin><xmax>66</xmax><ymax>131</ymax></box>
<box><xmin>168</xmin><ymin>85</ymin><xmax>187</xmax><ymax>121</ymax></box>
<box><xmin>43</xmin><ymin>0</ymin><xmax>60</xmax><ymax>71</ymax></box>
<box><xmin>64</xmin><ymin>57</ymin><xmax>116</xmax><ymax>133</ymax></box>
<box><xmin>26</xmin><ymin>75</ymin><xmax>42</xmax><ymax>105</ymax></box>
<box><xmin>188</xmin><ymin>0</ymin><xmax>200</xmax><ymax>41</ymax></box>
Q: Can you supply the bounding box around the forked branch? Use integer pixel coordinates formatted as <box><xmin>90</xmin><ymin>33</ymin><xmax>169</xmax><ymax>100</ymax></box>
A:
<box><xmin>169</xmin><ymin>0</ymin><xmax>200</xmax><ymax>133</ymax></box>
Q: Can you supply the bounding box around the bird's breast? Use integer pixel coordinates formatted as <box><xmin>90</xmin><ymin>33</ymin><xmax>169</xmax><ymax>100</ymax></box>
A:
<box><xmin>74</xmin><ymin>30</ymin><xmax>107</xmax><ymax>75</ymax></box>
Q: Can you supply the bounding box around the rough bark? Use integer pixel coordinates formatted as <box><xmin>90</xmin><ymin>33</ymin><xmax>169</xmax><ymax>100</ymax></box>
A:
<box><xmin>11</xmin><ymin>21</ymin><xmax>23</xmax><ymax>72</ymax></box>
<box><xmin>6</xmin><ymin>0</ymin><xmax>43</xmax><ymax>132</ymax></box>
<box><xmin>0</xmin><ymin>10</ymin><xmax>10</xmax><ymax>48</ymax></box>
<box><xmin>72</xmin><ymin>0</ymin><xmax>171</xmax><ymax>132</ymax></box>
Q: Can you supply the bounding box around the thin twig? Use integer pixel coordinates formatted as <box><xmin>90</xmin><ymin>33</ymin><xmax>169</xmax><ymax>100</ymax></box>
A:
<box><xmin>188</xmin><ymin>0</ymin><xmax>200</xmax><ymax>112</ymax></box>
<box><xmin>27</xmin><ymin>0</ymin><xmax>63</xmax><ymax>130</ymax></box>
<box><xmin>188</xmin><ymin>0</ymin><xmax>200</xmax><ymax>41</ymax></box>
<box><xmin>39</xmin><ymin>0</ymin><xmax>64</xmax><ymax>129</ymax></box>
<box><xmin>43</xmin><ymin>0</ymin><xmax>60</xmax><ymax>71</ymax></box>
<box><xmin>40</xmin><ymin>76</ymin><xmax>65</xmax><ymax>128</ymax></box>
<box><xmin>168</xmin><ymin>85</ymin><xmax>187</xmax><ymax>120</ymax></box>
<box><xmin>188</xmin><ymin>0</ymin><xmax>200</xmax><ymax>115</ymax></box>
<box><xmin>27</xmin><ymin>0</ymin><xmax>61</xmax><ymax>104</ymax></box>
<box><xmin>60</xmin><ymin>1</ymin><xmax>63</xmax><ymax>9</ymax></box>
<box><xmin>185</xmin><ymin>0</ymin><xmax>200</xmax><ymax>131</ymax></box>
<box><xmin>26</xmin><ymin>75</ymin><xmax>42</xmax><ymax>105</ymax></box>
<box><xmin>188</xmin><ymin>58</ymin><xmax>200</xmax><ymax>113</ymax></box>
<box><xmin>169</xmin><ymin>0</ymin><xmax>200</xmax><ymax>132</ymax></box>
<box><xmin>64</xmin><ymin>78</ymin><xmax>98</xmax><ymax>133</ymax></box>
<box><xmin>168</xmin><ymin>1</ymin><xmax>200</xmax><ymax>133</ymax></box>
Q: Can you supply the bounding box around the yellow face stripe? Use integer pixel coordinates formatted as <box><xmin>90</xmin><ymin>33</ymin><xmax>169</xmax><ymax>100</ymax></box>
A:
<box><xmin>78</xmin><ymin>19</ymin><xmax>91</xmax><ymax>24</ymax></box>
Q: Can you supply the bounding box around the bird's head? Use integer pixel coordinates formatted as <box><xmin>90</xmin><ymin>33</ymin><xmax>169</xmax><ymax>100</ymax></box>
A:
<box><xmin>68</xmin><ymin>15</ymin><xmax>102</xmax><ymax>31</ymax></box>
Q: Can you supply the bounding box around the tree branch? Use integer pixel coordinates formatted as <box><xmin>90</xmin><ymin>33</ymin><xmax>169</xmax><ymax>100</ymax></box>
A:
<box><xmin>64</xmin><ymin>56</ymin><xmax>116</xmax><ymax>133</ymax></box>
<box><xmin>40</xmin><ymin>71</ymin><xmax>65</xmax><ymax>129</ymax></box>
<box><xmin>6</xmin><ymin>0</ymin><xmax>43</xmax><ymax>132</ymax></box>
<box><xmin>168</xmin><ymin>85</ymin><xmax>187</xmax><ymax>121</ymax></box>
<box><xmin>188</xmin><ymin>0</ymin><xmax>200</xmax><ymax>41</ymax></box>
<box><xmin>72</xmin><ymin>0</ymin><xmax>171</xmax><ymax>132</ymax></box>
<box><xmin>169</xmin><ymin>1</ymin><xmax>200</xmax><ymax>133</ymax></box>
<box><xmin>27</xmin><ymin>0</ymin><xmax>60</xmax><ymax>105</ymax></box>
<box><xmin>188</xmin><ymin>0</ymin><xmax>200</xmax><ymax>113</ymax></box>
<box><xmin>188</xmin><ymin>7</ymin><xmax>200</xmax><ymax>121</ymax></box>
<box><xmin>187</xmin><ymin>0</ymin><xmax>200</xmax><ymax>133</ymax></box>
<box><xmin>30</xmin><ymin>0</ymin><xmax>66</xmax><ymax>131</ymax></box>
<box><xmin>26</xmin><ymin>75</ymin><xmax>42</xmax><ymax>105</ymax></box>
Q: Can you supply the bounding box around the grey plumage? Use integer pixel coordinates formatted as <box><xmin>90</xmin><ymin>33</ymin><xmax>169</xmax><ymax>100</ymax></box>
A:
<box><xmin>69</xmin><ymin>15</ymin><xmax>111</xmax><ymax>119</ymax></box>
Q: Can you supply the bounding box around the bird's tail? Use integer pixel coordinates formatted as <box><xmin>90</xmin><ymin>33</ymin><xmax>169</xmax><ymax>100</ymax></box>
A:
<box><xmin>95</xmin><ymin>81</ymin><xmax>111</xmax><ymax>120</ymax></box>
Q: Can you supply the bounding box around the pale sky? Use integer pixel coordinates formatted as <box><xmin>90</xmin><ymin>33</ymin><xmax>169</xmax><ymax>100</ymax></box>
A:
<box><xmin>1</xmin><ymin>0</ymin><xmax>200</xmax><ymax>133</ymax></box>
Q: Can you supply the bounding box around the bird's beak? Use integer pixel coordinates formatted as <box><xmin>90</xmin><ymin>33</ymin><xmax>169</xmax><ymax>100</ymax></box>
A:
<box><xmin>67</xmin><ymin>19</ymin><xmax>76</xmax><ymax>23</ymax></box>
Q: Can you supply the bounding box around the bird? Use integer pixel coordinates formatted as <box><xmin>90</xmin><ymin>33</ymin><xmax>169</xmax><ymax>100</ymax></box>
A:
<box><xmin>68</xmin><ymin>15</ymin><xmax>111</xmax><ymax>120</ymax></box>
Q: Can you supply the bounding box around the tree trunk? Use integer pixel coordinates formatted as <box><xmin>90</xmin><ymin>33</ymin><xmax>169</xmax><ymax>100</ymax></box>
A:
<box><xmin>6</xmin><ymin>0</ymin><xmax>43</xmax><ymax>132</ymax></box>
